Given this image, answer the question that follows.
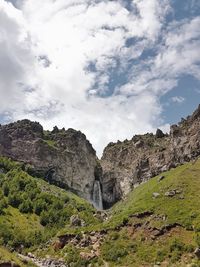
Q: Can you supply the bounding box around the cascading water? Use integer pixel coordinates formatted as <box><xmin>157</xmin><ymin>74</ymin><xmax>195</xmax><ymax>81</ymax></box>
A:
<box><xmin>92</xmin><ymin>180</ymin><xmax>103</xmax><ymax>210</ymax></box>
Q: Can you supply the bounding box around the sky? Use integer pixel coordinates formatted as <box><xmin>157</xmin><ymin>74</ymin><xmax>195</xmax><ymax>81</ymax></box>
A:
<box><xmin>0</xmin><ymin>0</ymin><xmax>200</xmax><ymax>156</ymax></box>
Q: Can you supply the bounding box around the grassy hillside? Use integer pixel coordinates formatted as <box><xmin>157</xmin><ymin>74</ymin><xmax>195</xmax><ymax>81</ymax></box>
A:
<box><xmin>41</xmin><ymin>159</ymin><xmax>200</xmax><ymax>267</ymax></box>
<box><xmin>0</xmin><ymin>157</ymin><xmax>98</xmax><ymax>265</ymax></box>
<box><xmin>1</xmin><ymin>157</ymin><xmax>200</xmax><ymax>266</ymax></box>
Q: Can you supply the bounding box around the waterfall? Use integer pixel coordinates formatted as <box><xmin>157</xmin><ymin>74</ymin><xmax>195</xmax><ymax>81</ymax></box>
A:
<box><xmin>92</xmin><ymin>180</ymin><xmax>103</xmax><ymax>210</ymax></box>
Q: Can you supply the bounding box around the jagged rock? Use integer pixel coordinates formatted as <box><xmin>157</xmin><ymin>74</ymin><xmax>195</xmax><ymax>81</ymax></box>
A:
<box><xmin>0</xmin><ymin>120</ymin><xmax>102</xmax><ymax>203</ymax></box>
<box><xmin>101</xmin><ymin>104</ymin><xmax>200</xmax><ymax>207</ymax></box>
<box><xmin>155</xmin><ymin>129</ymin><xmax>165</xmax><ymax>138</ymax></box>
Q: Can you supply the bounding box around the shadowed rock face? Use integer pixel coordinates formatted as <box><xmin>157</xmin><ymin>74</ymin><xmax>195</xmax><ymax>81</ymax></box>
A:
<box><xmin>0</xmin><ymin>119</ymin><xmax>102</xmax><ymax>202</ymax></box>
<box><xmin>101</xmin><ymin>105</ymin><xmax>200</xmax><ymax>208</ymax></box>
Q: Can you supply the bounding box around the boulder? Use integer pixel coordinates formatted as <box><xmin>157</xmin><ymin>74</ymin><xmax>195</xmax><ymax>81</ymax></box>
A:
<box><xmin>155</xmin><ymin>129</ymin><xmax>165</xmax><ymax>138</ymax></box>
<box><xmin>194</xmin><ymin>247</ymin><xmax>200</xmax><ymax>259</ymax></box>
<box><xmin>70</xmin><ymin>215</ymin><xmax>85</xmax><ymax>227</ymax></box>
<box><xmin>152</xmin><ymin>192</ymin><xmax>160</xmax><ymax>198</ymax></box>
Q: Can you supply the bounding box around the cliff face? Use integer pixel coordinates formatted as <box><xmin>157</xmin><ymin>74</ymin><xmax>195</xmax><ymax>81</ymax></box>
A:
<box><xmin>0</xmin><ymin>120</ymin><xmax>102</xmax><ymax>203</ymax></box>
<box><xmin>0</xmin><ymin>105</ymin><xmax>200</xmax><ymax>209</ymax></box>
<box><xmin>101</xmin><ymin>105</ymin><xmax>200</xmax><ymax>208</ymax></box>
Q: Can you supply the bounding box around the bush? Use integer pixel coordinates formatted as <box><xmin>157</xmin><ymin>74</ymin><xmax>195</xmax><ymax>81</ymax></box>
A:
<box><xmin>34</xmin><ymin>199</ymin><xmax>48</xmax><ymax>215</ymax></box>
<box><xmin>2</xmin><ymin>182</ymin><xmax>9</xmax><ymax>196</ymax></box>
<box><xmin>19</xmin><ymin>200</ymin><xmax>33</xmax><ymax>213</ymax></box>
<box><xmin>8</xmin><ymin>193</ymin><xmax>22</xmax><ymax>208</ymax></box>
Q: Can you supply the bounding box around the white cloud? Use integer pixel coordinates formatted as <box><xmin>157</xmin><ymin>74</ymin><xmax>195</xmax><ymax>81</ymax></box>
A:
<box><xmin>171</xmin><ymin>96</ymin><xmax>185</xmax><ymax>104</ymax></box>
<box><xmin>0</xmin><ymin>0</ymin><xmax>200</xmax><ymax>156</ymax></box>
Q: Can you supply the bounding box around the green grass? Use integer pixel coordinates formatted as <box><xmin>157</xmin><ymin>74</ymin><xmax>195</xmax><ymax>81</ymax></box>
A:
<box><xmin>109</xmin><ymin>159</ymin><xmax>200</xmax><ymax>229</ymax></box>
<box><xmin>0</xmin><ymin>246</ymin><xmax>36</xmax><ymax>266</ymax></box>
<box><xmin>1</xmin><ymin>156</ymin><xmax>200</xmax><ymax>266</ymax></box>
<box><xmin>43</xmin><ymin>139</ymin><xmax>57</xmax><ymax>148</ymax></box>
<box><xmin>57</xmin><ymin>159</ymin><xmax>200</xmax><ymax>266</ymax></box>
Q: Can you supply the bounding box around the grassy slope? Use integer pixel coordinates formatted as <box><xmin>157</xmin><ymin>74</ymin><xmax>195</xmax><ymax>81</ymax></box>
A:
<box><xmin>0</xmin><ymin>157</ymin><xmax>97</xmax><ymax>265</ymax></box>
<box><xmin>99</xmin><ymin>159</ymin><xmax>200</xmax><ymax>266</ymax></box>
<box><xmin>111</xmin><ymin>158</ymin><xmax>200</xmax><ymax>229</ymax></box>
<box><xmin>52</xmin><ymin>159</ymin><xmax>200</xmax><ymax>267</ymax></box>
<box><xmin>1</xmin><ymin>157</ymin><xmax>200</xmax><ymax>266</ymax></box>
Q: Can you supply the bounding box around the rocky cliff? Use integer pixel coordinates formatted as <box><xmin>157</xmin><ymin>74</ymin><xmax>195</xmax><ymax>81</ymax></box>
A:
<box><xmin>0</xmin><ymin>120</ymin><xmax>102</xmax><ymax>205</ymax></box>
<box><xmin>0</xmin><ymin>105</ymin><xmax>200</xmax><ymax>209</ymax></box>
<box><xmin>101</xmin><ymin>105</ymin><xmax>200</xmax><ymax>208</ymax></box>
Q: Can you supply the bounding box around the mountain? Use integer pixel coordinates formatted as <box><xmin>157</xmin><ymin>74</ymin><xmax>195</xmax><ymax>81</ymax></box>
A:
<box><xmin>0</xmin><ymin>120</ymin><xmax>102</xmax><ymax>208</ymax></box>
<box><xmin>0</xmin><ymin>105</ymin><xmax>200</xmax><ymax>266</ymax></box>
<box><xmin>101</xmin><ymin>104</ymin><xmax>200</xmax><ymax>207</ymax></box>
<box><xmin>1</xmin><ymin>105</ymin><xmax>200</xmax><ymax>210</ymax></box>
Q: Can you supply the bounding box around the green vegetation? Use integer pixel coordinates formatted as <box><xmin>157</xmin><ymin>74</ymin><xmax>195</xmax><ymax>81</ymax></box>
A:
<box><xmin>1</xmin><ymin>156</ymin><xmax>200</xmax><ymax>266</ymax></box>
<box><xmin>43</xmin><ymin>139</ymin><xmax>57</xmax><ymax>148</ymax></box>
<box><xmin>55</xmin><ymin>159</ymin><xmax>200</xmax><ymax>266</ymax></box>
<box><xmin>0</xmin><ymin>157</ymin><xmax>97</xmax><ymax>264</ymax></box>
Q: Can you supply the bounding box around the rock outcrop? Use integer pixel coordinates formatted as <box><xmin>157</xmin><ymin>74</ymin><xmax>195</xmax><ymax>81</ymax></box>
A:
<box><xmin>101</xmin><ymin>105</ymin><xmax>200</xmax><ymax>208</ymax></box>
<box><xmin>0</xmin><ymin>119</ymin><xmax>102</xmax><ymax>203</ymax></box>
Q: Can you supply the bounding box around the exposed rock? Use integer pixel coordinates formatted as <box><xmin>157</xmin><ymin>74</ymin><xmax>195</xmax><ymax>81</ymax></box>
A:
<box><xmin>0</xmin><ymin>120</ymin><xmax>102</xmax><ymax>203</ymax></box>
<box><xmin>101</xmin><ymin>104</ymin><xmax>200</xmax><ymax>207</ymax></box>
<box><xmin>165</xmin><ymin>189</ymin><xmax>181</xmax><ymax>197</ymax></box>
<box><xmin>80</xmin><ymin>251</ymin><xmax>96</xmax><ymax>261</ymax></box>
<box><xmin>155</xmin><ymin>129</ymin><xmax>165</xmax><ymax>138</ymax></box>
<box><xmin>158</xmin><ymin>175</ymin><xmax>165</xmax><ymax>182</ymax></box>
<box><xmin>70</xmin><ymin>215</ymin><xmax>85</xmax><ymax>227</ymax></box>
<box><xmin>0</xmin><ymin>263</ymin><xmax>20</xmax><ymax>267</ymax></box>
<box><xmin>194</xmin><ymin>247</ymin><xmax>200</xmax><ymax>259</ymax></box>
<box><xmin>152</xmin><ymin>192</ymin><xmax>160</xmax><ymax>198</ymax></box>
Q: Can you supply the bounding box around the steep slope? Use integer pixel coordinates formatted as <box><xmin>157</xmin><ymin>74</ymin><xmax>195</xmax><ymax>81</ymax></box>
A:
<box><xmin>40</xmin><ymin>159</ymin><xmax>200</xmax><ymax>267</ymax></box>
<box><xmin>0</xmin><ymin>120</ymin><xmax>102</xmax><ymax>205</ymax></box>
<box><xmin>0</xmin><ymin>157</ymin><xmax>100</xmax><ymax>266</ymax></box>
<box><xmin>101</xmin><ymin>105</ymin><xmax>200</xmax><ymax>207</ymax></box>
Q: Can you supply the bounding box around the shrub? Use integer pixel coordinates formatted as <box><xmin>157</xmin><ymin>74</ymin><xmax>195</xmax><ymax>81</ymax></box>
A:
<box><xmin>2</xmin><ymin>182</ymin><xmax>9</xmax><ymax>196</ymax></box>
<box><xmin>19</xmin><ymin>200</ymin><xmax>33</xmax><ymax>213</ymax></box>
<box><xmin>8</xmin><ymin>193</ymin><xmax>22</xmax><ymax>208</ymax></box>
<box><xmin>34</xmin><ymin>199</ymin><xmax>48</xmax><ymax>215</ymax></box>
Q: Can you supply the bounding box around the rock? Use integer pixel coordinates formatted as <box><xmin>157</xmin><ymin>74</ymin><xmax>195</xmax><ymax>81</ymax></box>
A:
<box><xmin>165</xmin><ymin>190</ymin><xmax>176</xmax><ymax>197</ymax></box>
<box><xmin>155</xmin><ymin>129</ymin><xmax>165</xmax><ymax>138</ymax></box>
<box><xmin>70</xmin><ymin>215</ymin><xmax>85</xmax><ymax>227</ymax></box>
<box><xmin>194</xmin><ymin>247</ymin><xmax>200</xmax><ymax>258</ymax></box>
<box><xmin>0</xmin><ymin>263</ymin><xmax>20</xmax><ymax>267</ymax></box>
<box><xmin>134</xmin><ymin>140</ymin><xmax>144</xmax><ymax>148</ymax></box>
<box><xmin>80</xmin><ymin>251</ymin><xmax>96</xmax><ymax>261</ymax></box>
<box><xmin>165</xmin><ymin>189</ymin><xmax>182</xmax><ymax>197</ymax></box>
<box><xmin>0</xmin><ymin>120</ymin><xmax>102</xmax><ymax>204</ymax></box>
<box><xmin>100</xmin><ymin>104</ymin><xmax>200</xmax><ymax>207</ymax></box>
<box><xmin>27</xmin><ymin>252</ymin><xmax>35</xmax><ymax>259</ymax></box>
<box><xmin>152</xmin><ymin>192</ymin><xmax>160</xmax><ymax>198</ymax></box>
<box><xmin>158</xmin><ymin>175</ymin><xmax>165</xmax><ymax>182</ymax></box>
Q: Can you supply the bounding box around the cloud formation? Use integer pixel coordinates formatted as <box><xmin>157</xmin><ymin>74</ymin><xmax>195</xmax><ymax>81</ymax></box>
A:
<box><xmin>0</xmin><ymin>0</ymin><xmax>200</xmax><ymax>156</ymax></box>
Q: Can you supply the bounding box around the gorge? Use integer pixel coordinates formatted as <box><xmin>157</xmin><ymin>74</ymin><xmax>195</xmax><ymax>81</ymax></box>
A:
<box><xmin>0</xmin><ymin>104</ymin><xmax>200</xmax><ymax>209</ymax></box>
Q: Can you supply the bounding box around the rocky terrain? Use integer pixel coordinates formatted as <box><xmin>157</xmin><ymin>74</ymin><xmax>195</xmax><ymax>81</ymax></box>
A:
<box><xmin>0</xmin><ymin>105</ymin><xmax>200</xmax><ymax>209</ymax></box>
<box><xmin>0</xmin><ymin>120</ymin><xmax>102</xmax><ymax>207</ymax></box>
<box><xmin>101</xmin><ymin>105</ymin><xmax>200</xmax><ymax>207</ymax></box>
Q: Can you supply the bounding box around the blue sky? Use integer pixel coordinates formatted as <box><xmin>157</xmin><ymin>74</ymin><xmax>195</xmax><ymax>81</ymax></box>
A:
<box><xmin>0</xmin><ymin>0</ymin><xmax>200</xmax><ymax>155</ymax></box>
